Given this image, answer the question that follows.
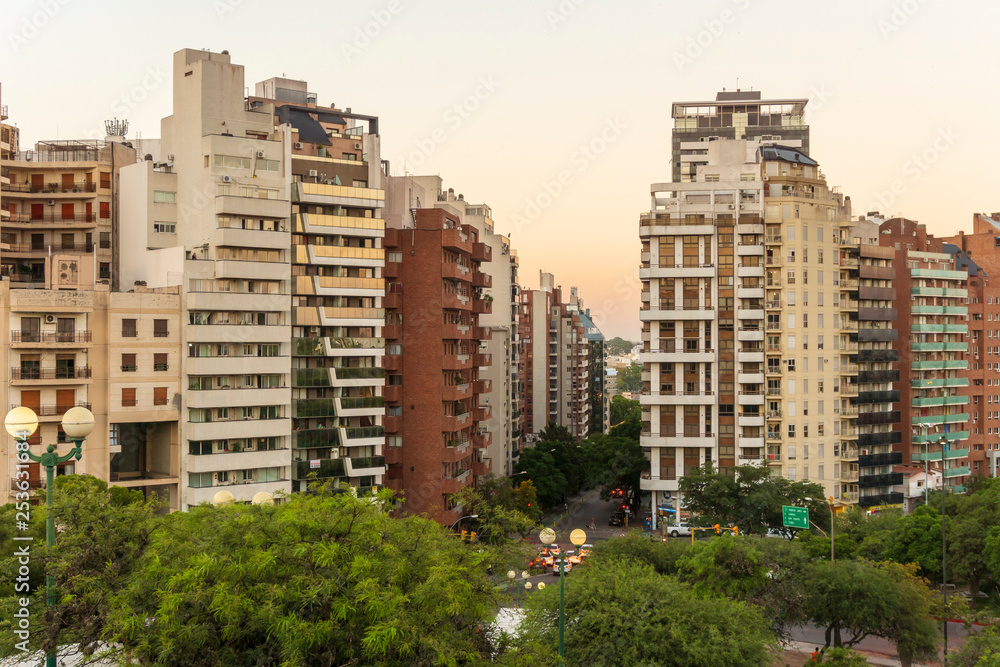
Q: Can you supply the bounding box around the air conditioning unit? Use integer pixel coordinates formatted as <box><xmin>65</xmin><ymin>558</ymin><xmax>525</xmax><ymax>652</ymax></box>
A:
<box><xmin>47</xmin><ymin>199</ymin><xmax>56</xmax><ymax>206</ymax></box>
<box><xmin>166</xmin><ymin>154</ymin><xmax>174</xmax><ymax>162</ymax></box>
<box><xmin>256</xmin><ymin>150</ymin><xmax>265</xmax><ymax>158</ymax></box>
<box><xmin>44</xmin><ymin>314</ymin><xmax>56</xmax><ymax>324</ymax></box>
<box><xmin>353</xmin><ymin>142</ymin><xmax>362</xmax><ymax>150</ymax></box>
<box><xmin>728</xmin><ymin>204</ymin><xmax>735</xmax><ymax>210</ymax></box>
<box><xmin>221</xmin><ymin>175</ymin><xmax>233</xmax><ymax>183</ymax></box>
<box><xmin>294</xmin><ymin>142</ymin><xmax>303</xmax><ymax>149</ymax></box>
<box><xmin>307</xmin><ymin>169</ymin><xmax>318</xmax><ymax>178</ymax></box>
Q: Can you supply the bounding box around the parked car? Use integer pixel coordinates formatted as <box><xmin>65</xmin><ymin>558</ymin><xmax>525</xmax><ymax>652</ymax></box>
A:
<box><xmin>608</xmin><ymin>512</ymin><xmax>625</xmax><ymax>527</ymax></box>
<box><xmin>667</xmin><ymin>523</ymin><xmax>692</xmax><ymax>538</ymax></box>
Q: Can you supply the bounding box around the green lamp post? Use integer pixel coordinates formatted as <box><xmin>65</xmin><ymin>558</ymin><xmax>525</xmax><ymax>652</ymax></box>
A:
<box><xmin>539</xmin><ymin>526</ymin><xmax>587</xmax><ymax>667</ymax></box>
<box><xmin>5</xmin><ymin>405</ymin><xmax>95</xmax><ymax>667</ymax></box>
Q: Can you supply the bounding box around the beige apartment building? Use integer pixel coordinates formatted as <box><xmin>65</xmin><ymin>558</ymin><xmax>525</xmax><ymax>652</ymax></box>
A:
<box><xmin>120</xmin><ymin>49</ymin><xmax>293</xmax><ymax>507</ymax></box>
<box><xmin>1</xmin><ymin>283</ymin><xmax>183</xmax><ymax>510</ymax></box>
<box><xmin>639</xmin><ymin>139</ymin><xmax>859</xmax><ymax>528</ymax></box>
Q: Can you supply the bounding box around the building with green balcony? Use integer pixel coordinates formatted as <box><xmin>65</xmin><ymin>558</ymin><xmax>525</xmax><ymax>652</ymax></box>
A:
<box><xmin>879</xmin><ymin>218</ymin><xmax>971</xmax><ymax>493</ymax></box>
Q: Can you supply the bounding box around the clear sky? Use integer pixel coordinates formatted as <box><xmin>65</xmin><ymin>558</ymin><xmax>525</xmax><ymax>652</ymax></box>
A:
<box><xmin>4</xmin><ymin>0</ymin><xmax>999</xmax><ymax>340</ymax></box>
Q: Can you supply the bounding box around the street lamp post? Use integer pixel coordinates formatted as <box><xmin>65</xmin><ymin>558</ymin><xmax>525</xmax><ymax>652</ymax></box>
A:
<box><xmin>5</xmin><ymin>406</ymin><xmax>95</xmax><ymax>667</ymax></box>
<box><xmin>539</xmin><ymin>526</ymin><xmax>587</xmax><ymax>667</ymax></box>
<box><xmin>938</xmin><ymin>434</ymin><xmax>949</xmax><ymax>661</ymax></box>
<box><xmin>507</xmin><ymin>569</ymin><xmax>529</xmax><ymax>607</ymax></box>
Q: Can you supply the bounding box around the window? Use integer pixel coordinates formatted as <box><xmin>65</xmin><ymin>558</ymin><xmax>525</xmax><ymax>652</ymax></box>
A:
<box><xmin>121</xmin><ymin>388</ymin><xmax>137</xmax><ymax>407</ymax></box>
<box><xmin>121</xmin><ymin>353</ymin><xmax>137</xmax><ymax>372</ymax></box>
<box><xmin>100</xmin><ymin>263</ymin><xmax>111</xmax><ymax>280</ymax></box>
<box><xmin>153</xmin><ymin>190</ymin><xmax>176</xmax><ymax>203</ymax></box>
<box><xmin>99</xmin><ymin>232</ymin><xmax>111</xmax><ymax>248</ymax></box>
<box><xmin>100</xmin><ymin>202</ymin><xmax>110</xmax><ymax>219</ymax></box>
<box><xmin>787</xmin><ymin>358</ymin><xmax>796</xmax><ymax>372</ymax></box>
<box><xmin>154</xmin><ymin>353</ymin><xmax>168</xmax><ymax>371</ymax></box>
<box><xmin>122</xmin><ymin>319</ymin><xmax>137</xmax><ymax>337</ymax></box>
<box><xmin>189</xmin><ymin>472</ymin><xmax>213</xmax><ymax>488</ymax></box>
<box><xmin>154</xmin><ymin>319</ymin><xmax>169</xmax><ymax>337</ymax></box>
<box><xmin>153</xmin><ymin>387</ymin><xmax>169</xmax><ymax>406</ymax></box>
<box><xmin>153</xmin><ymin>222</ymin><xmax>176</xmax><ymax>233</ymax></box>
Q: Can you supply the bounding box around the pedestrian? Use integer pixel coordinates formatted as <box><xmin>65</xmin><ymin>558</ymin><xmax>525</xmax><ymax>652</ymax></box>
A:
<box><xmin>811</xmin><ymin>647</ymin><xmax>820</xmax><ymax>662</ymax></box>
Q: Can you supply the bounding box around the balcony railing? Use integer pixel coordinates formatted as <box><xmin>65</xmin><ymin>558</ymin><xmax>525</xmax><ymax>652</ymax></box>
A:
<box><xmin>10</xmin><ymin>331</ymin><xmax>93</xmax><ymax>343</ymax></box>
<box><xmin>11</xmin><ymin>367</ymin><xmax>92</xmax><ymax>380</ymax></box>
<box><xmin>5</xmin><ymin>243</ymin><xmax>94</xmax><ymax>253</ymax></box>
<box><xmin>8</xmin><ymin>402</ymin><xmax>91</xmax><ymax>416</ymax></box>
<box><xmin>7</xmin><ymin>214</ymin><xmax>98</xmax><ymax>224</ymax></box>
<box><xmin>5</xmin><ymin>182</ymin><xmax>98</xmax><ymax>194</ymax></box>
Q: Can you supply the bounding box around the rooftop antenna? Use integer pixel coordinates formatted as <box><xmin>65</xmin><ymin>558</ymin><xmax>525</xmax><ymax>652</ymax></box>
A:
<box><xmin>104</xmin><ymin>118</ymin><xmax>128</xmax><ymax>139</ymax></box>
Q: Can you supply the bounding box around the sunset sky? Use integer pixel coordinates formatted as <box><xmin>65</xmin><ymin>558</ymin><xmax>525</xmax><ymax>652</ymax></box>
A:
<box><xmin>4</xmin><ymin>0</ymin><xmax>998</xmax><ymax>339</ymax></box>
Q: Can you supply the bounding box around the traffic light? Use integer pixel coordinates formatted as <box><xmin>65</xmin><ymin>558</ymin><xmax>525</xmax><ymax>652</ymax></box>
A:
<box><xmin>461</xmin><ymin>530</ymin><xmax>468</xmax><ymax>541</ymax></box>
<box><xmin>714</xmin><ymin>524</ymin><xmax>720</xmax><ymax>534</ymax></box>
<box><xmin>470</xmin><ymin>531</ymin><xmax>477</xmax><ymax>543</ymax></box>
<box><xmin>731</xmin><ymin>526</ymin><xmax>739</xmax><ymax>535</ymax></box>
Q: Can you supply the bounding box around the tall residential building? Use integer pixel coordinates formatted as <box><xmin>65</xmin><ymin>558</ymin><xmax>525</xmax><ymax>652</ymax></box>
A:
<box><xmin>384</xmin><ymin>175</ymin><xmax>524</xmax><ymax>479</ymax></box>
<box><xmin>640</xmin><ymin>138</ymin><xmax>860</xmax><ymax>528</ymax></box>
<box><xmin>381</xmin><ymin>206</ymin><xmax>494</xmax><ymax>523</ymax></box>
<box><xmin>121</xmin><ymin>49</ymin><xmax>293</xmax><ymax>507</ymax></box>
<box><xmin>671</xmin><ymin>90</ymin><xmax>809</xmax><ymax>182</ymax></box>
<box><xmin>251</xmin><ymin>78</ymin><xmax>387</xmax><ymax>495</ymax></box>
<box><xmin>837</xmin><ymin>219</ymin><xmax>902</xmax><ymax>508</ymax></box>
<box><xmin>879</xmin><ymin>218</ymin><xmax>972</xmax><ymax>492</ymax></box>
<box><xmin>2</xmin><ymin>137</ymin><xmax>135</xmax><ymax>289</ymax></box>
<box><xmin>943</xmin><ymin>214</ymin><xmax>1000</xmax><ymax>480</ymax></box>
<box><xmin>519</xmin><ymin>272</ymin><xmax>590</xmax><ymax>441</ymax></box>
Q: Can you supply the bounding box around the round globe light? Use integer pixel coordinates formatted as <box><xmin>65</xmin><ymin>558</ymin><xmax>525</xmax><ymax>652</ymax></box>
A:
<box><xmin>521</xmin><ymin>570</ymin><xmax>529</xmax><ymax>579</ymax></box>
<box><xmin>537</xmin><ymin>582</ymin><xmax>546</xmax><ymax>590</ymax></box>
<box><xmin>524</xmin><ymin>581</ymin><xmax>533</xmax><ymax>590</ymax></box>
<box><xmin>61</xmin><ymin>406</ymin><xmax>95</xmax><ymax>440</ymax></box>
<box><xmin>507</xmin><ymin>570</ymin><xmax>516</xmax><ymax>580</ymax></box>
<box><xmin>4</xmin><ymin>407</ymin><xmax>39</xmax><ymax>439</ymax></box>
<box><xmin>539</xmin><ymin>527</ymin><xmax>557</xmax><ymax>545</ymax></box>
<box><xmin>212</xmin><ymin>490</ymin><xmax>235</xmax><ymax>505</ymax></box>
<box><xmin>570</xmin><ymin>528</ymin><xmax>588</xmax><ymax>547</ymax></box>
<box><xmin>251</xmin><ymin>492</ymin><xmax>274</xmax><ymax>505</ymax></box>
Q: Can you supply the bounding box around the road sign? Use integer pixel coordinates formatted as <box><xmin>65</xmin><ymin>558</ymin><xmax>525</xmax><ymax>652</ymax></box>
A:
<box><xmin>782</xmin><ymin>505</ymin><xmax>809</xmax><ymax>530</ymax></box>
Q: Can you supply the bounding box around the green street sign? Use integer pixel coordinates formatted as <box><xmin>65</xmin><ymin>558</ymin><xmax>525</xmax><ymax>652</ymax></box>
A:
<box><xmin>782</xmin><ymin>505</ymin><xmax>809</xmax><ymax>530</ymax></box>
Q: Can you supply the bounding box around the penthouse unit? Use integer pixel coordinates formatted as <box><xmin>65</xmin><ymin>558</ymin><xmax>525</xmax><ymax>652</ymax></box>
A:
<box><xmin>879</xmin><ymin>218</ymin><xmax>971</xmax><ymax>492</ymax></box>
<box><xmin>381</xmin><ymin>206</ymin><xmax>493</xmax><ymax>523</ymax></box>
<box><xmin>252</xmin><ymin>77</ymin><xmax>387</xmax><ymax>494</ymax></box>
<box><xmin>671</xmin><ymin>89</ymin><xmax>809</xmax><ymax>182</ymax></box>
<box><xmin>837</xmin><ymin>219</ymin><xmax>902</xmax><ymax>509</ymax></box>
<box><xmin>121</xmin><ymin>49</ymin><xmax>293</xmax><ymax>507</ymax></box>
<box><xmin>2</xmin><ymin>137</ymin><xmax>135</xmax><ymax>289</ymax></box>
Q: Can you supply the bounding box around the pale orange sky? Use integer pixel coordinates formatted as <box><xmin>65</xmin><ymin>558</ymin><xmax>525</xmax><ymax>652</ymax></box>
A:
<box><xmin>4</xmin><ymin>0</ymin><xmax>999</xmax><ymax>339</ymax></box>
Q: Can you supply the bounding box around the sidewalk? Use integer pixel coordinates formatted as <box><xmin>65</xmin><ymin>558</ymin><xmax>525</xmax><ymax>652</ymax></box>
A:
<box><xmin>783</xmin><ymin>641</ymin><xmax>934</xmax><ymax>666</ymax></box>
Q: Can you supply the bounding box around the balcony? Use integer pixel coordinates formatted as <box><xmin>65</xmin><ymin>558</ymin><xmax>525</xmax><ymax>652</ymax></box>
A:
<box><xmin>442</xmin><ymin>262</ymin><xmax>473</xmax><ymax>283</ymax></box>
<box><xmin>912</xmin><ymin>448</ymin><xmax>969</xmax><ymax>462</ymax></box>
<box><xmin>6</xmin><ymin>182</ymin><xmax>98</xmax><ymax>194</ymax></box>
<box><xmin>943</xmin><ymin>466</ymin><xmax>971</xmax><ymax>478</ymax></box>
<box><xmin>442</xmin><ymin>469</ymin><xmax>472</xmax><ymax>495</ymax></box>
<box><xmin>474</xmin><ymin>405</ymin><xmax>492</xmax><ymax>421</ymax></box>
<box><xmin>473</xmin><ymin>298</ymin><xmax>493</xmax><ymax>315</ymax></box>
<box><xmin>384</xmin><ymin>385</ymin><xmax>402</xmax><ymax>403</ymax></box>
<box><xmin>472</xmin><ymin>272</ymin><xmax>492</xmax><ymax>288</ymax></box>
<box><xmin>443</xmin><ymin>383</ymin><xmax>471</xmax><ymax>401</ymax></box>
<box><xmin>7</xmin><ymin>402</ymin><xmax>91</xmax><ymax>418</ymax></box>
<box><xmin>294</xmin><ymin>457</ymin><xmax>346</xmax><ymax>480</ymax></box>
<box><xmin>858</xmin><ymin>452</ymin><xmax>903</xmax><ymax>468</ymax></box>
<box><xmin>858</xmin><ymin>472</ymin><xmax>905</xmax><ymax>488</ymax></box>
<box><xmin>473</xmin><ymin>430</ymin><xmax>493</xmax><ymax>448</ymax></box>
<box><xmin>11</xmin><ymin>367</ymin><xmax>92</xmax><ymax>381</ymax></box>
<box><xmin>10</xmin><ymin>331</ymin><xmax>92</xmax><ymax>345</ymax></box>
<box><xmin>472</xmin><ymin>242</ymin><xmax>492</xmax><ymax>262</ymax></box>
<box><xmin>442</xmin><ymin>412</ymin><xmax>472</xmax><ymax>432</ymax></box>
<box><xmin>858</xmin><ymin>492</ymin><xmax>904</xmax><ymax>508</ymax></box>
<box><xmin>5</xmin><ymin>242</ymin><xmax>94</xmax><ymax>254</ymax></box>
<box><xmin>292</xmin><ymin>428</ymin><xmax>341</xmax><ymax>450</ymax></box>
<box><xmin>473</xmin><ymin>352</ymin><xmax>492</xmax><ymax>367</ymax></box>
<box><xmin>473</xmin><ymin>379</ymin><xmax>491</xmax><ymax>394</ymax></box>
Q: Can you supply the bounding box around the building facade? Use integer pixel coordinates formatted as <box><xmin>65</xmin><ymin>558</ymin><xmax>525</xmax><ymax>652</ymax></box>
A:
<box><xmin>381</xmin><ymin>207</ymin><xmax>493</xmax><ymax>523</ymax></box>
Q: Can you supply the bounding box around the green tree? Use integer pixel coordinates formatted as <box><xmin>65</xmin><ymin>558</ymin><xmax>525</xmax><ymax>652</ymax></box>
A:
<box><xmin>513</xmin><ymin>447</ymin><xmax>566</xmax><ymax>508</ymax></box>
<box><xmin>583</xmin><ymin>433</ymin><xmax>646</xmax><ymax>514</ymax></box>
<box><xmin>605</xmin><ymin>337</ymin><xmax>634</xmax><ymax>356</ymax></box>
<box><xmin>951</xmin><ymin>622</ymin><xmax>1000</xmax><ymax>667</ymax></box>
<box><xmin>803</xmin><ymin>559</ymin><xmax>938</xmax><ymax>660</ymax></box>
<box><xmin>608</xmin><ymin>395</ymin><xmax>640</xmax><ymax>428</ymax></box>
<box><xmin>105</xmin><ymin>485</ymin><xmax>508</xmax><ymax>666</ymax></box>
<box><xmin>518</xmin><ymin>559</ymin><xmax>777</xmax><ymax>666</ymax></box>
<box><xmin>453</xmin><ymin>474</ymin><xmax>538</xmax><ymax>545</ymax></box>
<box><xmin>679</xmin><ymin>463</ymin><xmax>830</xmax><ymax>536</ymax></box>
<box><xmin>836</xmin><ymin>506</ymin><xmax>902</xmax><ymax>561</ymax></box>
<box><xmin>617</xmin><ymin>362</ymin><xmax>642</xmax><ymax>393</ymax></box>
<box><xmin>0</xmin><ymin>475</ymin><xmax>161</xmax><ymax>660</ymax></box>
<box><xmin>795</xmin><ymin>531</ymin><xmax>860</xmax><ymax>562</ymax></box>
<box><xmin>947</xmin><ymin>480</ymin><xmax>1000</xmax><ymax>598</ymax></box>
<box><xmin>884</xmin><ymin>504</ymin><xmax>942</xmax><ymax>580</ymax></box>
<box><xmin>813</xmin><ymin>647</ymin><xmax>870</xmax><ymax>665</ymax></box>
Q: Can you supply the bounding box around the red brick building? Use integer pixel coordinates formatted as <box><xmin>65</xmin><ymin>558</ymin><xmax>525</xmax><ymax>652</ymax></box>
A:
<box><xmin>382</xmin><ymin>208</ymin><xmax>494</xmax><ymax>523</ymax></box>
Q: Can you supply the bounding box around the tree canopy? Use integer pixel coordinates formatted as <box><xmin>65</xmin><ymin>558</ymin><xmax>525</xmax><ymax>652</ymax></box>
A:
<box><xmin>518</xmin><ymin>559</ymin><xmax>777</xmax><ymax>666</ymax></box>
<box><xmin>605</xmin><ymin>337</ymin><xmax>635</xmax><ymax>356</ymax></box>
<box><xmin>616</xmin><ymin>362</ymin><xmax>642</xmax><ymax>393</ymax></box>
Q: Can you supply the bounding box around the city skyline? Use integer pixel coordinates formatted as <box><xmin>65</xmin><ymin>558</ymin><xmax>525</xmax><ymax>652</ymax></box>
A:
<box><xmin>4</xmin><ymin>0</ymin><xmax>999</xmax><ymax>338</ymax></box>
